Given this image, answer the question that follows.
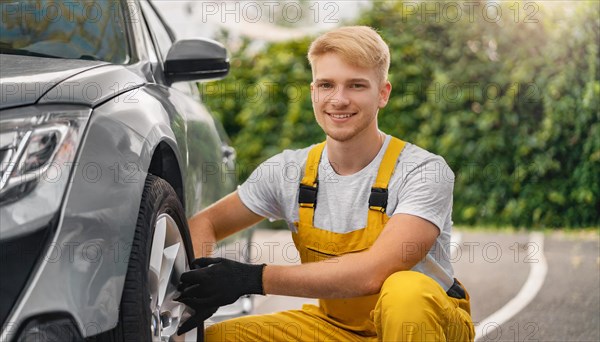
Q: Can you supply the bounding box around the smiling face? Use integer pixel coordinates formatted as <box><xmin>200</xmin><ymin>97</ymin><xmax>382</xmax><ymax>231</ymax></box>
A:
<box><xmin>310</xmin><ymin>53</ymin><xmax>391</xmax><ymax>143</ymax></box>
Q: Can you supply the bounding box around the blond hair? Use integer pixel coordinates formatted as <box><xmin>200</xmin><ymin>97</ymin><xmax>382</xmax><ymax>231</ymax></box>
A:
<box><xmin>307</xmin><ymin>26</ymin><xmax>390</xmax><ymax>83</ymax></box>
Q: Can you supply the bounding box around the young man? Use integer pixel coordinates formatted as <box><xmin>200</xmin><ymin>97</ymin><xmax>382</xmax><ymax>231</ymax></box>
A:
<box><xmin>176</xmin><ymin>26</ymin><xmax>475</xmax><ymax>341</ymax></box>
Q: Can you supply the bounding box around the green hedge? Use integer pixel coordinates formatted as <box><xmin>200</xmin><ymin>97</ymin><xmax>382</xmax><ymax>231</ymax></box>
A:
<box><xmin>200</xmin><ymin>1</ymin><xmax>599</xmax><ymax>228</ymax></box>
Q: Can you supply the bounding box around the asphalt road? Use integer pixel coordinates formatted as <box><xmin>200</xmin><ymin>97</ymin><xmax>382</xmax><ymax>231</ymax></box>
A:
<box><xmin>243</xmin><ymin>228</ymin><xmax>599</xmax><ymax>341</ymax></box>
<box><xmin>457</xmin><ymin>231</ymin><xmax>599</xmax><ymax>342</ymax></box>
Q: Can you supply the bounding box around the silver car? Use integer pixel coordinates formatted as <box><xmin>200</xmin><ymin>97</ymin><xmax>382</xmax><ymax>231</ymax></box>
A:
<box><xmin>0</xmin><ymin>0</ymin><xmax>250</xmax><ymax>340</ymax></box>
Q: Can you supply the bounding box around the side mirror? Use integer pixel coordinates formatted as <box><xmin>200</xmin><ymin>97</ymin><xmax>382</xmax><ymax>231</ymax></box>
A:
<box><xmin>164</xmin><ymin>38</ymin><xmax>230</xmax><ymax>83</ymax></box>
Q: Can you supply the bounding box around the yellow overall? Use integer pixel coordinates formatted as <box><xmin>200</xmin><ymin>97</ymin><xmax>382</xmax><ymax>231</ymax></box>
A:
<box><xmin>205</xmin><ymin>137</ymin><xmax>475</xmax><ymax>341</ymax></box>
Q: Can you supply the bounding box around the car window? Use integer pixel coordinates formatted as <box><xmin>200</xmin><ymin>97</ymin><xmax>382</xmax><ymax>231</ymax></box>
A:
<box><xmin>0</xmin><ymin>0</ymin><xmax>129</xmax><ymax>63</ymax></box>
<box><xmin>139</xmin><ymin>1</ymin><xmax>172</xmax><ymax>62</ymax></box>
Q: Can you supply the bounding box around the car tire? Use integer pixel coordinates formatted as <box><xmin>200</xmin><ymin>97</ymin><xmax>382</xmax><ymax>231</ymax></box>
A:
<box><xmin>93</xmin><ymin>174</ymin><xmax>195</xmax><ymax>341</ymax></box>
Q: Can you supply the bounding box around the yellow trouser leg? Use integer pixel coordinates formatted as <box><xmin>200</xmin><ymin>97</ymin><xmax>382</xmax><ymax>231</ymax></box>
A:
<box><xmin>372</xmin><ymin>271</ymin><xmax>475</xmax><ymax>342</ymax></box>
<box><xmin>206</xmin><ymin>272</ymin><xmax>474</xmax><ymax>342</ymax></box>
<box><xmin>205</xmin><ymin>308</ymin><xmax>369</xmax><ymax>342</ymax></box>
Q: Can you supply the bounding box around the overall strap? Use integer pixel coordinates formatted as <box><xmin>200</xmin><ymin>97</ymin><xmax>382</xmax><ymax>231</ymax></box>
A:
<box><xmin>369</xmin><ymin>137</ymin><xmax>406</xmax><ymax>213</ymax></box>
<box><xmin>298</xmin><ymin>142</ymin><xmax>326</xmax><ymax>225</ymax></box>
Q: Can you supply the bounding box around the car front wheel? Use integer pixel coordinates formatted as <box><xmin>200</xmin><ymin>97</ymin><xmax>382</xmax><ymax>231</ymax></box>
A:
<box><xmin>96</xmin><ymin>174</ymin><xmax>198</xmax><ymax>341</ymax></box>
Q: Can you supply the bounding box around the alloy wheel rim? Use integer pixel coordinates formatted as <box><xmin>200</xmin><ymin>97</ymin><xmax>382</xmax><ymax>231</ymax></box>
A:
<box><xmin>148</xmin><ymin>213</ymin><xmax>191</xmax><ymax>341</ymax></box>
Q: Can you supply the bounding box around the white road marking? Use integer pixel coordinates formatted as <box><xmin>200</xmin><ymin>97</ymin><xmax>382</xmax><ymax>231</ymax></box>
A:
<box><xmin>474</xmin><ymin>232</ymin><xmax>548</xmax><ymax>341</ymax></box>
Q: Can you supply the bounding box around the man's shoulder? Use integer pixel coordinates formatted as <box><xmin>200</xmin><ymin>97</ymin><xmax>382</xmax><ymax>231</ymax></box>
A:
<box><xmin>394</xmin><ymin>140</ymin><xmax>453</xmax><ymax>179</ymax></box>
<box><xmin>264</xmin><ymin>143</ymin><xmax>318</xmax><ymax>167</ymax></box>
<box><xmin>398</xmin><ymin>141</ymin><xmax>449</xmax><ymax>166</ymax></box>
<box><xmin>281</xmin><ymin>144</ymin><xmax>315</xmax><ymax>160</ymax></box>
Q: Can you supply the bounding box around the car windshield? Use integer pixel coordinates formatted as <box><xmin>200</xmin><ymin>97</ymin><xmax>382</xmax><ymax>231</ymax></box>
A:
<box><xmin>0</xmin><ymin>0</ymin><xmax>129</xmax><ymax>63</ymax></box>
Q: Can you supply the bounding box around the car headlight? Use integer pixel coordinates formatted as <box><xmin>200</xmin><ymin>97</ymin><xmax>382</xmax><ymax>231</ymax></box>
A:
<box><xmin>0</xmin><ymin>105</ymin><xmax>91</xmax><ymax>240</ymax></box>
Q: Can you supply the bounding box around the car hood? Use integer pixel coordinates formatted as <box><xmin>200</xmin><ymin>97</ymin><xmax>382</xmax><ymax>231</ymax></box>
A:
<box><xmin>0</xmin><ymin>54</ymin><xmax>109</xmax><ymax>110</ymax></box>
<box><xmin>0</xmin><ymin>54</ymin><xmax>147</xmax><ymax>111</ymax></box>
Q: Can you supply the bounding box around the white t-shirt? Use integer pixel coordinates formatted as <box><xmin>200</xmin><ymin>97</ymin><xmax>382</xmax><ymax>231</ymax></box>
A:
<box><xmin>238</xmin><ymin>133</ymin><xmax>456</xmax><ymax>291</ymax></box>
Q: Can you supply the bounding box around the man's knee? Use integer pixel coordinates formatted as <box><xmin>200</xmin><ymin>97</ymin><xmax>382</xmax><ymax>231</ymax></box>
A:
<box><xmin>380</xmin><ymin>271</ymin><xmax>445</xmax><ymax>306</ymax></box>
<box><xmin>375</xmin><ymin>272</ymin><xmax>450</xmax><ymax>340</ymax></box>
<box><xmin>377</xmin><ymin>271</ymin><xmax>450</xmax><ymax>325</ymax></box>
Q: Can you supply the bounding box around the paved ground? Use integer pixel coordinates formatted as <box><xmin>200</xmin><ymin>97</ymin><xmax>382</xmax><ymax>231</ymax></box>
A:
<box><xmin>213</xmin><ymin>228</ymin><xmax>599</xmax><ymax>341</ymax></box>
<box><xmin>495</xmin><ymin>232</ymin><xmax>599</xmax><ymax>342</ymax></box>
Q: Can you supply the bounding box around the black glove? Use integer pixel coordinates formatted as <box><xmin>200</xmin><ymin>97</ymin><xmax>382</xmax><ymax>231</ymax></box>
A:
<box><xmin>175</xmin><ymin>257</ymin><xmax>265</xmax><ymax>335</ymax></box>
